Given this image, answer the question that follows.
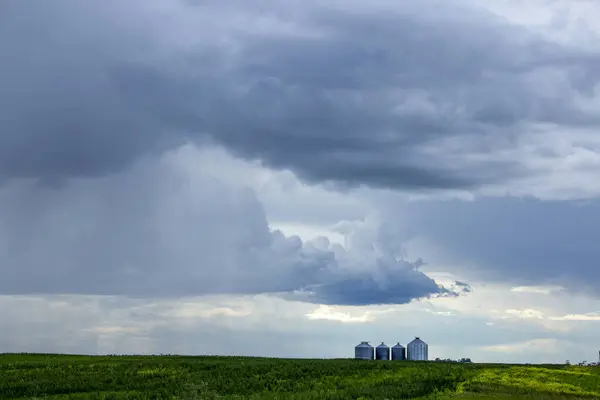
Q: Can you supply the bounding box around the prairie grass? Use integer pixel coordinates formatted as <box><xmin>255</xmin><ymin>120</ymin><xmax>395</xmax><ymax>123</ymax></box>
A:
<box><xmin>0</xmin><ymin>354</ymin><xmax>598</xmax><ymax>399</ymax></box>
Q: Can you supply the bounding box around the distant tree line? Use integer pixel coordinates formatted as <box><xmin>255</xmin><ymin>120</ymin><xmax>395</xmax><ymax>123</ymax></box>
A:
<box><xmin>567</xmin><ymin>360</ymin><xmax>600</xmax><ymax>366</ymax></box>
<box><xmin>433</xmin><ymin>357</ymin><xmax>472</xmax><ymax>363</ymax></box>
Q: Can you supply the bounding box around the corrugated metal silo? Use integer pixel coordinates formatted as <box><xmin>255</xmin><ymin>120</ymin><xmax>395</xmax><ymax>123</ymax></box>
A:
<box><xmin>407</xmin><ymin>337</ymin><xmax>428</xmax><ymax>361</ymax></box>
<box><xmin>375</xmin><ymin>342</ymin><xmax>390</xmax><ymax>360</ymax></box>
<box><xmin>391</xmin><ymin>343</ymin><xmax>406</xmax><ymax>360</ymax></box>
<box><xmin>354</xmin><ymin>341</ymin><xmax>374</xmax><ymax>360</ymax></box>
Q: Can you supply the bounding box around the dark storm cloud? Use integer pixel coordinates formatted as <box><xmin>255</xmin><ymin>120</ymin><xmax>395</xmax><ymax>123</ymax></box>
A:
<box><xmin>398</xmin><ymin>198</ymin><xmax>600</xmax><ymax>296</ymax></box>
<box><xmin>289</xmin><ymin>272</ymin><xmax>454</xmax><ymax>306</ymax></box>
<box><xmin>0</xmin><ymin>1</ymin><xmax>185</xmax><ymax>180</ymax></box>
<box><xmin>1</xmin><ymin>0</ymin><xmax>596</xmax><ymax>304</ymax></box>
<box><xmin>2</xmin><ymin>0</ymin><xmax>599</xmax><ymax>189</ymax></box>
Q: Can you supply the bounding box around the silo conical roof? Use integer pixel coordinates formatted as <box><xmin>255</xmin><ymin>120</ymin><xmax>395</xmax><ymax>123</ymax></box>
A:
<box><xmin>409</xmin><ymin>337</ymin><xmax>426</xmax><ymax>345</ymax></box>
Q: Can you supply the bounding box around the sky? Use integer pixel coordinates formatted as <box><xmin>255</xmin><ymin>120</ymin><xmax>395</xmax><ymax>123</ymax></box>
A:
<box><xmin>1</xmin><ymin>0</ymin><xmax>600</xmax><ymax>364</ymax></box>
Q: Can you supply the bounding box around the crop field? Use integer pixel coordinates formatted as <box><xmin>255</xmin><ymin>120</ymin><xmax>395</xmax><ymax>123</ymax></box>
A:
<box><xmin>0</xmin><ymin>354</ymin><xmax>599</xmax><ymax>399</ymax></box>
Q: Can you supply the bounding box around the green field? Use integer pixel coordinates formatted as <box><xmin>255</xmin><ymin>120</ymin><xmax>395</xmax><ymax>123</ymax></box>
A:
<box><xmin>1</xmin><ymin>354</ymin><xmax>598</xmax><ymax>399</ymax></box>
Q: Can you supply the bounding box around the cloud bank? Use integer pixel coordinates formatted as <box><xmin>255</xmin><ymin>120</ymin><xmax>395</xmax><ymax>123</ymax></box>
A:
<box><xmin>2</xmin><ymin>0</ymin><xmax>599</xmax><ymax>192</ymax></box>
<box><xmin>0</xmin><ymin>146</ymin><xmax>452</xmax><ymax>304</ymax></box>
<box><xmin>3</xmin><ymin>0</ymin><xmax>599</xmax><ymax>306</ymax></box>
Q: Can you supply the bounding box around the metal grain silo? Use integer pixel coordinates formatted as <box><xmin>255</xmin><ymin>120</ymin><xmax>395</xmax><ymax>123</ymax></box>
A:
<box><xmin>354</xmin><ymin>341</ymin><xmax>374</xmax><ymax>360</ymax></box>
<box><xmin>375</xmin><ymin>342</ymin><xmax>390</xmax><ymax>360</ymax></box>
<box><xmin>391</xmin><ymin>343</ymin><xmax>406</xmax><ymax>360</ymax></box>
<box><xmin>407</xmin><ymin>337</ymin><xmax>428</xmax><ymax>361</ymax></box>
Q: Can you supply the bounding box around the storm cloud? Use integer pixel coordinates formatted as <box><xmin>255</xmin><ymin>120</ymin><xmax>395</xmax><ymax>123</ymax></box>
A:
<box><xmin>0</xmin><ymin>146</ymin><xmax>451</xmax><ymax>304</ymax></box>
<box><xmin>2</xmin><ymin>0</ymin><xmax>600</xmax><ymax>306</ymax></box>
<box><xmin>2</xmin><ymin>0</ymin><xmax>599</xmax><ymax>190</ymax></box>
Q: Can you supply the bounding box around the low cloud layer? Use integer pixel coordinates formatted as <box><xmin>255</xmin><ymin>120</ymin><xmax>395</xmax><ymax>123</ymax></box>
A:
<box><xmin>2</xmin><ymin>287</ymin><xmax>599</xmax><ymax>363</ymax></box>
<box><xmin>0</xmin><ymin>146</ymin><xmax>453</xmax><ymax>304</ymax></box>
<box><xmin>392</xmin><ymin>197</ymin><xmax>600</xmax><ymax>297</ymax></box>
<box><xmin>2</xmin><ymin>0</ymin><xmax>599</xmax><ymax>192</ymax></box>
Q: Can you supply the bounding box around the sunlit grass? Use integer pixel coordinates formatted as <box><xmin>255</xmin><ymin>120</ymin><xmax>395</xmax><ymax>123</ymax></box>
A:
<box><xmin>463</xmin><ymin>366</ymin><xmax>600</xmax><ymax>398</ymax></box>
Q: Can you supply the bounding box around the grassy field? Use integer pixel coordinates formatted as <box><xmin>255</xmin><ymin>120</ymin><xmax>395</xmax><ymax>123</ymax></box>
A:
<box><xmin>0</xmin><ymin>354</ymin><xmax>598</xmax><ymax>399</ymax></box>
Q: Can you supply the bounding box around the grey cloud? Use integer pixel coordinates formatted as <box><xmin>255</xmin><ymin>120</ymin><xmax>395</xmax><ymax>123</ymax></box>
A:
<box><xmin>2</xmin><ymin>0</ymin><xmax>600</xmax><ymax>191</ymax></box>
<box><xmin>0</xmin><ymin>1</ymin><xmax>185</xmax><ymax>180</ymax></box>
<box><xmin>0</xmin><ymin>147</ymin><xmax>450</xmax><ymax>305</ymax></box>
<box><xmin>395</xmin><ymin>197</ymin><xmax>600</xmax><ymax>297</ymax></box>
<box><xmin>285</xmin><ymin>258</ymin><xmax>450</xmax><ymax>306</ymax></box>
